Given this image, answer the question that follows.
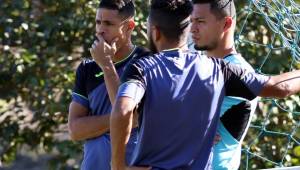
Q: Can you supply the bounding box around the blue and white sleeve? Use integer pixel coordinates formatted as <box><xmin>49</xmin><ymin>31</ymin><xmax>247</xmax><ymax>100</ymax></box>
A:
<box><xmin>222</xmin><ymin>60</ymin><xmax>270</xmax><ymax>100</ymax></box>
<box><xmin>72</xmin><ymin>62</ymin><xmax>89</xmax><ymax>108</ymax></box>
<box><xmin>117</xmin><ymin>81</ymin><xmax>145</xmax><ymax>105</ymax></box>
<box><xmin>117</xmin><ymin>60</ymin><xmax>146</xmax><ymax>105</ymax></box>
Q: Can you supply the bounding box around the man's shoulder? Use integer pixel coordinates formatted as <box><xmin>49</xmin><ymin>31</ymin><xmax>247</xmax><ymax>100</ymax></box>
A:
<box><xmin>224</xmin><ymin>53</ymin><xmax>255</xmax><ymax>71</ymax></box>
<box><xmin>132</xmin><ymin>46</ymin><xmax>152</xmax><ymax>60</ymax></box>
<box><xmin>131</xmin><ymin>49</ymin><xmax>207</xmax><ymax>68</ymax></box>
<box><xmin>128</xmin><ymin>47</ymin><xmax>153</xmax><ymax>66</ymax></box>
<box><xmin>80</xmin><ymin>58</ymin><xmax>98</xmax><ymax>67</ymax></box>
<box><xmin>75</xmin><ymin>58</ymin><xmax>102</xmax><ymax>79</ymax></box>
<box><xmin>76</xmin><ymin>58</ymin><xmax>99</xmax><ymax>71</ymax></box>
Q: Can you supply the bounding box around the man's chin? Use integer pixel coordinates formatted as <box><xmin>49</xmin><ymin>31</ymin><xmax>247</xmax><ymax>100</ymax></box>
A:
<box><xmin>194</xmin><ymin>44</ymin><xmax>208</xmax><ymax>51</ymax></box>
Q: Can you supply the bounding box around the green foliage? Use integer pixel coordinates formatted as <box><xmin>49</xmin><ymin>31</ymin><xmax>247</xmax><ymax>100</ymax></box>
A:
<box><xmin>0</xmin><ymin>0</ymin><xmax>97</xmax><ymax>167</ymax></box>
<box><xmin>235</xmin><ymin>0</ymin><xmax>300</xmax><ymax>169</ymax></box>
<box><xmin>0</xmin><ymin>0</ymin><xmax>147</xmax><ymax>168</ymax></box>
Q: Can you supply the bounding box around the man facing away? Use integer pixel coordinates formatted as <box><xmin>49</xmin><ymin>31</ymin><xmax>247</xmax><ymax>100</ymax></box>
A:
<box><xmin>68</xmin><ymin>0</ymin><xmax>149</xmax><ymax>169</ymax></box>
<box><xmin>110</xmin><ymin>0</ymin><xmax>300</xmax><ymax>169</ymax></box>
<box><xmin>191</xmin><ymin>0</ymin><xmax>257</xmax><ymax>169</ymax></box>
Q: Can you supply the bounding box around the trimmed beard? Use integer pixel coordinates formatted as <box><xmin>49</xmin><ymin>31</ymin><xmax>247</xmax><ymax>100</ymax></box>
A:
<box><xmin>194</xmin><ymin>40</ymin><xmax>218</xmax><ymax>52</ymax></box>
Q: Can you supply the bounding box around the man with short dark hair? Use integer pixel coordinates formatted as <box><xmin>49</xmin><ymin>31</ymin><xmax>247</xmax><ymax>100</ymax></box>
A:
<box><xmin>190</xmin><ymin>0</ymin><xmax>257</xmax><ymax>169</ymax></box>
<box><xmin>67</xmin><ymin>0</ymin><xmax>149</xmax><ymax>169</ymax></box>
<box><xmin>110</xmin><ymin>0</ymin><xmax>300</xmax><ymax>169</ymax></box>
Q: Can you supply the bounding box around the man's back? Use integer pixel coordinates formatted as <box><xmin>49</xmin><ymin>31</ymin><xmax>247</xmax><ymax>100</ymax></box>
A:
<box><xmin>119</xmin><ymin>49</ymin><xmax>268</xmax><ymax>169</ymax></box>
<box><xmin>122</xmin><ymin>49</ymin><xmax>226</xmax><ymax>169</ymax></box>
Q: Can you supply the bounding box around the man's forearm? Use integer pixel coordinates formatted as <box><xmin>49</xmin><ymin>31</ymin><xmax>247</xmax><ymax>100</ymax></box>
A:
<box><xmin>110</xmin><ymin>101</ymin><xmax>134</xmax><ymax>170</ymax></box>
<box><xmin>261</xmin><ymin>70</ymin><xmax>300</xmax><ymax>98</ymax></box>
<box><xmin>276</xmin><ymin>70</ymin><xmax>300</xmax><ymax>97</ymax></box>
<box><xmin>69</xmin><ymin>114</ymin><xmax>110</xmax><ymax>141</ymax></box>
<box><xmin>102</xmin><ymin>62</ymin><xmax>120</xmax><ymax>104</ymax></box>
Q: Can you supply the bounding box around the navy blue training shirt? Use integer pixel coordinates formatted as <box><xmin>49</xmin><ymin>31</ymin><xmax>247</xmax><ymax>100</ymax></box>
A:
<box><xmin>117</xmin><ymin>49</ymin><xmax>269</xmax><ymax>170</ymax></box>
<box><xmin>72</xmin><ymin>46</ymin><xmax>150</xmax><ymax>170</ymax></box>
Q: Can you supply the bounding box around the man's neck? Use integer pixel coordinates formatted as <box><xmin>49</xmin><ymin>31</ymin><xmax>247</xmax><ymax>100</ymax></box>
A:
<box><xmin>112</xmin><ymin>42</ymin><xmax>135</xmax><ymax>63</ymax></box>
<box><xmin>206</xmin><ymin>37</ymin><xmax>237</xmax><ymax>59</ymax></box>
<box><xmin>158</xmin><ymin>41</ymin><xmax>188</xmax><ymax>52</ymax></box>
<box><xmin>207</xmin><ymin>47</ymin><xmax>237</xmax><ymax>59</ymax></box>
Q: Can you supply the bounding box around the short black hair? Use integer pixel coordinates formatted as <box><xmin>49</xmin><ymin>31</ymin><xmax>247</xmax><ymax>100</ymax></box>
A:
<box><xmin>98</xmin><ymin>0</ymin><xmax>135</xmax><ymax>19</ymax></box>
<box><xmin>149</xmin><ymin>0</ymin><xmax>193</xmax><ymax>41</ymax></box>
<box><xmin>192</xmin><ymin>0</ymin><xmax>236</xmax><ymax>19</ymax></box>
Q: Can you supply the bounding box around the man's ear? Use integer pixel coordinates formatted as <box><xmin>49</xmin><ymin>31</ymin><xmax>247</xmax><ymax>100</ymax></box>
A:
<box><xmin>128</xmin><ymin>20</ymin><xmax>135</xmax><ymax>30</ymax></box>
<box><xmin>223</xmin><ymin>16</ymin><xmax>233</xmax><ymax>32</ymax></box>
<box><xmin>124</xmin><ymin>19</ymin><xmax>135</xmax><ymax>38</ymax></box>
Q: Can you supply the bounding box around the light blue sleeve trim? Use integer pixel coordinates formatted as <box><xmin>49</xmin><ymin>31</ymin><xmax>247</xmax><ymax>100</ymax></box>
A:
<box><xmin>72</xmin><ymin>92</ymin><xmax>89</xmax><ymax>108</ymax></box>
<box><xmin>117</xmin><ymin>81</ymin><xmax>145</xmax><ymax>105</ymax></box>
<box><xmin>73</xmin><ymin>92</ymin><xmax>88</xmax><ymax>100</ymax></box>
